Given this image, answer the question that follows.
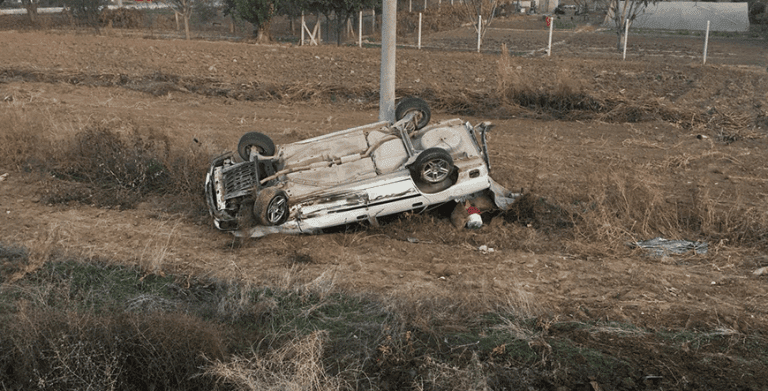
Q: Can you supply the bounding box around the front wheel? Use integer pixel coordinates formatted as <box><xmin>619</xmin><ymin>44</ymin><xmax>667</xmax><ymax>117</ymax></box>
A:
<box><xmin>238</xmin><ymin>132</ymin><xmax>275</xmax><ymax>161</ymax></box>
<box><xmin>410</xmin><ymin>148</ymin><xmax>454</xmax><ymax>184</ymax></box>
<box><xmin>253</xmin><ymin>188</ymin><xmax>289</xmax><ymax>226</ymax></box>
<box><xmin>395</xmin><ymin>97</ymin><xmax>431</xmax><ymax>130</ymax></box>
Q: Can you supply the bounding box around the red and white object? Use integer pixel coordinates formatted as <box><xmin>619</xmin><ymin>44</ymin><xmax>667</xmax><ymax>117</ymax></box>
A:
<box><xmin>466</xmin><ymin>206</ymin><xmax>482</xmax><ymax>228</ymax></box>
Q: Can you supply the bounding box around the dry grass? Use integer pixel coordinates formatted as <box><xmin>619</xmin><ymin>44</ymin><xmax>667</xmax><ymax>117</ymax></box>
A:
<box><xmin>137</xmin><ymin>220</ymin><xmax>180</xmax><ymax>276</ymax></box>
<box><xmin>0</xmin><ymin>107</ymin><xmax>56</xmax><ymax>172</ymax></box>
<box><xmin>2</xmin><ymin>256</ymin><xmax>767</xmax><ymax>391</ymax></box>
<box><xmin>3</xmin><ymin>55</ymin><xmax>767</xmax><ymax>259</ymax></box>
<box><xmin>1</xmin><ymin>104</ymin><xmax>211</xmax><ymax>214</ymax></box>
<box><xmin>3</xmin><ymin>305</ymin><xmax>225</xmax><ymax>390</ymax></box>
<box><xmin>1</xmin><ymin>18</ymin><xmax>767</xmax><ymax>391</ymax></box>
<box><xmin>494</xmin><ymin>47</ymin><xmax>768</xmax><ymax>132</ymax></box>
<box><xmin>496</xmin><ymin>44</ymin><xmax>605</xmax><ymax>119</ymax></box>
<box><xmin>0</xmin><ymin>243</ymin><xmax>30</xmax><ymax>283</ymax></box>
<box><xmin>5</xmin><ymin>226</ymin><xmax>61</xmax><ymax>284</ymax></box>
<box><xmin>206</xmin><ymin>331</ymin><xmax>341</xmax><ymax>391</ymax></box>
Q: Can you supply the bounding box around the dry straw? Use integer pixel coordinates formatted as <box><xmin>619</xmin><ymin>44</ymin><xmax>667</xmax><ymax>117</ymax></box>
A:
<box><xmin>206</xmin><ymin>331</ymin><xmax>340</xmax><ymax>391</ymax></box>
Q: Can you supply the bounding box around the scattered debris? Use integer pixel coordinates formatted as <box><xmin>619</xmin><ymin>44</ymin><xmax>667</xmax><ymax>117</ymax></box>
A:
<box><xmin>478</xmin><ymin>245</ymin><xmax>495</xmax><ymax>254</ymax></box>
<box><xmin>631</xmin><ymin>237</ymin><xmax>708</xmax><ymax>257</ymax></box>
<box><xmin>643</xmin><ymin>375</ymin><xmax>663</xmax><ymax>387</ymax></box>
<box><xmin>754</xmin><ymin>266</ymin><xmax>768</xmax><ymax>276</ymax></box>
<box><xmin>406</xmin><ymin>237</ymin><xmax>433</xmax><ymax>244</ymax></box>
<box><xmin>0</xmin><ymin>173</ymin><xmax>7</xmax><ymax>182</ymax></box>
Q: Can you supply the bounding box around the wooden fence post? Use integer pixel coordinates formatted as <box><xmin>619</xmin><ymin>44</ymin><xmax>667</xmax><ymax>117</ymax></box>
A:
<box><xmin>477</xmin><ymin>14</ymin><xmax>482</xmax><ymax>52</ymax></box>
<box><xmin>418</xmin><ymin>13</ymin><xmax>422</xmax><ymax>49</ymax></box>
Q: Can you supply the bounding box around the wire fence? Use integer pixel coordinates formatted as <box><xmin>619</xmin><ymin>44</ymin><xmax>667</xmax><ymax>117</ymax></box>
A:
<box><xmin>1</xmin><ymin>4</ymin><xmax>765</xmax><ymax>67</ymax></box>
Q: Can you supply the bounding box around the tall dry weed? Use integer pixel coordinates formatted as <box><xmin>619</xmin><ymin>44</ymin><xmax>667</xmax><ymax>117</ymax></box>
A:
<box><xmin>7</xmin><ymin>307</ymin><xmax>122</xmax><ymax>390</ymax></box>
<box><xmin>2</xmin><ymin>307</ymin><xmax>224</xmax><ymax>390</ymax></box>
<box><xmin>417</xmin><ymin>351</ymin><xmax>489</xmax><ymax>391</ymax></box>
<box><xmin>382</xmin><ymin>279</ymin><xmax>541</xmax><ymax>342</ymax></box>
<box><xmin>61</xmin><ymin>124</ymin><xmax>171</xmax><ymax>192</ymax></box>
<box><xmin>0</xmin><ymin>242</ymin><xmax>29</xmax><ymax>283</ymax></box>
<box><xmin>555</xmin><ymin>169</ymin><xmax>690</xmax><ymax>256</ymax></box>
<box><xmin>559</xmin><ymin>167</ymin><xmax>768</xmax><ymax>254</ymax></box>
<box><xmin>4</xmin><ymin>225</ymin><xmax>61</xmax><ymax>284</ymax></box>
<box><xmin>44</xmin><ymin>119</ymin><xmax>210</xmax><ymax>212</ymax></box>
<box><xmin>206</xmin><ymin>331</ymin><xmax>340</xmax><ymax>391</ymax></box>
<box><xmin>1</xmin><ymin>104</ymin><xmax>210</xmax><ymax>213</ymax></box>
<box><xmin>137</xmin><ymin>220</ymin><xmax>180</xmax><ymax>276</ymax></box>
<box><xmin>692</xmin><ymin>185</ymin><xmax>768</xmax><ymax>247</ymax></box>
<box><xmin>496</xmin><ymin>43</ymin><xmax>531</xmax><ymax>104</ymax></box>
<box><xmin>496</xmin><ymin>45</ymin><xmax>600</xmax><ymax>117</ymax></box>
<box><xmin>0</xmin><ymin>107</ymin><xmax>53</xmax><ymax>172</ymax></box>
<box><xmin>215</xmin><ymin>280</ymin><xmax>260</xmax><ymax>323</ymax></box>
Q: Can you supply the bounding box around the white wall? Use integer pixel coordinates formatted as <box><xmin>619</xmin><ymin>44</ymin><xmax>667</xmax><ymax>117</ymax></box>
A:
<box><xmin>606</xmin><ymin>2</ymin><xmax>750</xmax><ymax>32</ymax></box>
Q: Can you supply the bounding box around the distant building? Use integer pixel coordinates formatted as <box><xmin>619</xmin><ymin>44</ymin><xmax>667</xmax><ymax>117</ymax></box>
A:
<box><xmin>538</xmin><ymin>0</ymin><xmax>560</xmax><ymax>13</ymax></box>
<box><xmin>605</xmin><ymin>1</ymin><xmax>750</xmax><ymax>32</ymax></box>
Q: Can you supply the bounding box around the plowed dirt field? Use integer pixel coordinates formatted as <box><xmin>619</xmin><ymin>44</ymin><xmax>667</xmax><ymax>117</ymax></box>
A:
<box><xmin>1</xmin><ymin>15</ymin><xmax>768</xmax><ymax>389</ymax></box>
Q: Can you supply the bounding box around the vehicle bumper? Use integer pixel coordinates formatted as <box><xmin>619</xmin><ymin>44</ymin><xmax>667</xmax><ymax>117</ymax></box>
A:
<box><xmin>205</xmin><ymin>154</ymin><xmax>238</xmax><ymax>231</ymax></box>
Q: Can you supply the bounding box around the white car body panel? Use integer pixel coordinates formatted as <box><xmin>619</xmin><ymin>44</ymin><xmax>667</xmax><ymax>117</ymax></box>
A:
<box><xmin>205</xmin><ymin>114</ymin><xmax>514</xmax><ymax>238</ymax></box>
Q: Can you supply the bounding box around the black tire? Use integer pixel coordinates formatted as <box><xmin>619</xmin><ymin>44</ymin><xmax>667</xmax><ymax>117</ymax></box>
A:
<box><xmin>238</xmin><ymin>132</ymin><xmax>275</xmax><ymax>161</ymax></box>
<box><xmin>253</xmin><ymin>187</ymin><xmax>289</xmax><ymax>226</ymax></box>
<box><xmin>395</xmin><ymin>97</ymin><xmax>431</xmax><ymax>130</ymax></box>
<box><xmin>410</xmin><ymin>148</ymin><xmax>454</xmax><ymax>184</ymax></box>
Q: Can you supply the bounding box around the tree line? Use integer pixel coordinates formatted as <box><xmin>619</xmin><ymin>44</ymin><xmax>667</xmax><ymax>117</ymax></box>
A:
<box><xmin>224</xmin><ymin>0</ymin><xmax>381</xmax><ymax>43</ymax></box>
<box><xmin>8</xmin><ymin>0</ymin><xmax>382</xmax><ymax>42</ymax></box>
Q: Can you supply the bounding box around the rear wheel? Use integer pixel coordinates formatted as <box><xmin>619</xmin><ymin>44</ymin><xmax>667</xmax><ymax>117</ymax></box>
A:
<box><xmin>395</xmin><ymin>97</ymin><xmax>431</xmax><ymax>130</ymax></box>
<box><xmin>253</xmin><ymin>187</ymin><xmax>289</xmax><ymax>226</ymax></box>
<box><xmin>238</xmin><ymin>132</ymin><xmax>275</xmax><ymax>161</ymax></box>
<box><xmin>411</xmin><ymin>148</ymin><xmax>453</xmax><ymax>184</ymax></box>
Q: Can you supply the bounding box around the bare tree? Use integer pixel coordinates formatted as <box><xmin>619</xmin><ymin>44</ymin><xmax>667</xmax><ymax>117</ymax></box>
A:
<box><xmin>606</xmin><ymin>0</ymin><xmax>659</xmax><ymax>51</ymax></box>
<box><xmin>63</xmin><ymin>0</ymin><xmax>108</xmax><ymax>32</ymax></box>
<box><xmin>163</xmin><ymin>0</ymin><xmax>196</xmax><ymax>39</ymax></box>
<box><xmin>462</xmin><ymin>0</ymin><xmax>498</xmax><ymax>47</ymax></box>
<box><xmin>572</xmin><ymin>0</ymin><xmax>589</xmax><ymax>13</ymax></box>
<box><xmin>20</xmin><ymin>0</ymin><xmax>39</xmax><ymax>26</ymax></box>
<box><xmin>304</xmin><ymin>0</ymin><xmax>379</xmax><ymax>46</ymax></box>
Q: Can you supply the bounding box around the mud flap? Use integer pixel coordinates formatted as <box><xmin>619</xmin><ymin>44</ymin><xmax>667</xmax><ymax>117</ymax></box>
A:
<box><xmin>489</xmin><ymin>178</ymin><xmax>520</xmax><ymax>210</ymax></box>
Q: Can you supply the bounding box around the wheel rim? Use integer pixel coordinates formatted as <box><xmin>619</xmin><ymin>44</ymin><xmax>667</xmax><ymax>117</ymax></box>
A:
<box><xmin>266</xmin><ymin>196</ymin><xmax>287</xmax><ymax>223</ymax></box>
<box><xmin>421</xmin><ymin>158</ymin><xmax>451</xmax><ymax>183</ymax></box>
<box><xmin>405</xmin><ymin>109</ymin><xmax>425</xmax><ymax>126</ymax></box>
<box><xmin>247</xmin><ymin>145</ymin><xmax>265</xmax><ymax>156</ymax></box>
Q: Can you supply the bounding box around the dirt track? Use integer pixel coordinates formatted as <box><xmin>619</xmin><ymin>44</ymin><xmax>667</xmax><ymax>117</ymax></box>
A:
<box><xmin>2</xmin><ymin>22</ymin><xmax>768</xmax><ymax>389</ymax></box>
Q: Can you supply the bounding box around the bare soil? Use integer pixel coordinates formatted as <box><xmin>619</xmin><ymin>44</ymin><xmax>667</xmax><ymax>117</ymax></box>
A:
<box><xmin>1</xmin><ymin>14</ymin><xmax>768</xmax><ymax>389</ymax></box>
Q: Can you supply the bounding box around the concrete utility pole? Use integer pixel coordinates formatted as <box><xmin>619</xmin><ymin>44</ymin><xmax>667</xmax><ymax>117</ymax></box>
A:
<box><xmin>379</xmin><ymin>0</ymin><xmax>397</xmax><ymax>123</ymax></box>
